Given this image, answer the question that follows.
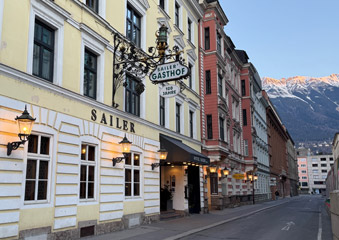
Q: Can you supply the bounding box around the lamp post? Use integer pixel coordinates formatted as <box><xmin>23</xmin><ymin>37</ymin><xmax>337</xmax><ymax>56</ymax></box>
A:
<box><xmin>247</xmin><ymin>171</ymin><xmax>258</xmax><ymax>204</ymax></box>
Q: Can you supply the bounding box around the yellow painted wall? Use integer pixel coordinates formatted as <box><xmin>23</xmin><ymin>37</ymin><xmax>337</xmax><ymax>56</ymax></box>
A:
<box><xmin>19</xmin><ymin>207</ymin><xmax>54</xmax><ymax>231</ymax></box>
<box><xmin>123</xmin><ymin>200</ymin><xmax>144</xmax><ymax>215</ymax></box>
<box><xmin>77</xmin><ymin>204</ymin><xmax>100</xmax><ymax>222</ymax></box>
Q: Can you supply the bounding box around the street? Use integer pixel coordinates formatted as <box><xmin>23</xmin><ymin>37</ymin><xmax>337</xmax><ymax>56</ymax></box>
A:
<box><xmin>181</xmin><ymin>195</ymin><xmax>332</xmax><ymax>240</ymax></box>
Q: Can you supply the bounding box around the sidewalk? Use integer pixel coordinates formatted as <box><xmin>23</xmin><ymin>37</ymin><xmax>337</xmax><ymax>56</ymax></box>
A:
<box><xmin>87</xmin><ymin>197</ymin><xmax>293</xmax><ymax>240</ymax></box>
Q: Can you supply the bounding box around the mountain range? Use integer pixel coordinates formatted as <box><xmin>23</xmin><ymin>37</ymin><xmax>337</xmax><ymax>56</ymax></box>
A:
<box><xmin>262</xmin><ymin>74</ymin><xmax>339</xmax><ymax>144</ymax></box>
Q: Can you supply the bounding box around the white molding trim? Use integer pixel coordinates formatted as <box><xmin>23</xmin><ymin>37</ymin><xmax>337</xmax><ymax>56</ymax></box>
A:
<box><xmin>27</xmin><ymin>0</ymin><xmax>65</xmax><ymax>87</ymax></box>
<box><xmin>80</xmin><ymin>28</ymin><xmax>106</xmax><ymax>103</ymax></box>
<box><xmin>173</xmin><ymin>35</ymin><xmax>186</xmax><ymax>49</ymax></box>
<box><xmin>0</xmin><ymin>64</ymin><xmax>203</xmax><ymax>147</ymax></box>
<box><xmin>157</xmin><ymin>17</ymin><xmax>172</xmax><ymax>33</ymax></box>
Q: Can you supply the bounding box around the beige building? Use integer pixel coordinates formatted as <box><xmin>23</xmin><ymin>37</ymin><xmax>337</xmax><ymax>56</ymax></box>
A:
<box><xmin>0</xmin><ymin>0</ymin><xmax>206</xmax><ymax>239</ymax></box>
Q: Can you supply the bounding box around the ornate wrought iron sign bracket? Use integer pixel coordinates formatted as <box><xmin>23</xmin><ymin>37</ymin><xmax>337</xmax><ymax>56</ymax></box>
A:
<box><xmin>112</xmin><ymin>25</ymin><xmax>189</xmax><ymax>108</ymax></box>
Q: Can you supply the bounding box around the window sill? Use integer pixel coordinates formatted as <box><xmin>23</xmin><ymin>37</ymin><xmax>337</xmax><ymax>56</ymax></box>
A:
<box><xmin>79</xmin><ymin>199</ymin><xmax>98</xmax><ymax>205</ymax></box>
<box><xmin>173</xmin><ymin>24</ymin><xmax>184</xmax><ymax>36</ymax></box>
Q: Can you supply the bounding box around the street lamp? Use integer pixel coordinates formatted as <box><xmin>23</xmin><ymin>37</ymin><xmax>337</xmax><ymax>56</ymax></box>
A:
<box><xmin>112</xmin><ymin>134</ymin><xmax>132</xmax><ymax>166</ymax></box>
<box><xmin>222</xmin><ymin>167</ymin><xmax>230</xmax><ymax>177</ymax></box>
<box><xmin>247</xmin><ymin>171</ymin><xmax>258</xmax><ymax>204</ymax></box>
<box><xmin>7</xmin><ymin>106</ymin><xmax>36</xmax><ymax>156</ymax></box>
<box><xmin>151</xmin><ymin>148</ymin><xmax>168</xmax><ymax>170</ymax></box>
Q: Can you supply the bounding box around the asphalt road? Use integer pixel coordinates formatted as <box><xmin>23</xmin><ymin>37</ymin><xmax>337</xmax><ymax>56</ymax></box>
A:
<box><xmin>181</xmin><ymin>195</ymin><xmax>332</xmax><ymax>240</ymax></box>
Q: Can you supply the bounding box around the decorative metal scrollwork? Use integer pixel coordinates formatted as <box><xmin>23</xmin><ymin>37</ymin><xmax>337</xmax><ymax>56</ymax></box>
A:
<box><xmin>112</xmin><ymin>25</ymin><xmax>188</xmax><ymax>108</ymax></box>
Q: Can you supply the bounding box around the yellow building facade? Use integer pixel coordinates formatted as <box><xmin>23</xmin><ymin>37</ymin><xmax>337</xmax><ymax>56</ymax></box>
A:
<box><xmin>0</xmin><ymin>0</ymin><xmax>206</xmax><ymax>239</ymax></box>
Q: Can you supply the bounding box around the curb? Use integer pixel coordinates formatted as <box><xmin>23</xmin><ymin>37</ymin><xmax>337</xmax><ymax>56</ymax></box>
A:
<box><xmin>163</xmin><ymin>200</ymin><xmax>291</xmax><ymax>240</ymax></box>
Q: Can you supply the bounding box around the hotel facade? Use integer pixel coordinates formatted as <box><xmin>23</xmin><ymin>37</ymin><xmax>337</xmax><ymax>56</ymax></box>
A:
<box><xmin>0</xmin><ymin>0</ymin><xmax>208</xmax><ymax>239</ymax></box>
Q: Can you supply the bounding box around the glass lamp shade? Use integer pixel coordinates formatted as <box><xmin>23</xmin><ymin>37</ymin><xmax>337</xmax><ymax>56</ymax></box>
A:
<box><xmin>16</xmin><ymin>106</ymin><xmax>36</xmax><ymax>137</ymax></box>
<box><xmin>254</xmin><ymin>175</ymin><xmax>258</xmax><ymax>181</ymax></box>
<box><xmin>157</xmin><ymin>24</ymin><xmax>168</xmax><ymax>44</ymax></box>
<box><xmin>248</xmin><ymin>174</ymin><xmax>253</xmax><ymax>181</ymax></box>
<box><xmin>158</xmin><ymin>149</ymin><xmax>168</xmax><ymax>160</ymax></box>
<box><xmin>119</xmin><ymin>135</ymin><xmax>132</xmax><ymax>153</ymax></box>
<box><xmin>223</xmin><ymin>169</ymin><xmax>230</xmax><ymax>176</ymax></box>
<box><xmin>209</xmin><ymin>166</ymin><xmax>217</xmax><ymax>173</ymax></box>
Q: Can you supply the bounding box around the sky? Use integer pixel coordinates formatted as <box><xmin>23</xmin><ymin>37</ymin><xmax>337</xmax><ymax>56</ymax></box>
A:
<box><xmin>219</xmin><ymin>0</ymin><xmax>339</xmax><ymax>79</ymax></box>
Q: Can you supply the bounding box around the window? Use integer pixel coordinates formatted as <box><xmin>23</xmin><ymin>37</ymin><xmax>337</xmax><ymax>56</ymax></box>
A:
<box><xmin>313</xmin><ymin>175</ymin><xmax>319</xmax><ymax>179</ymax></box>
<box><xmin>189</xmin><ymin>111</ymin><xmax>194</xmax><ymax>138</ymax></box>
<box><xmin>241</xmin><ymin>80</ymin><xmax>246</xmax><ymax>96</ymax></box>
<box><xmin>210</xmin><ymin>173</ymin><xmax>218</xmax><ymax>194</ymax></box>
<box><xmin>320</xmin><ymin>158</ymin><xmax>326</xmax><ymax>161</ymax></box>
<box><xmin>244</xmin><ymin>140</ymin><xmax>249</xmax><ymax>156</ymax></box>
<box><xmin>314</xmin><ymin>181</ymin><xmax>324</xmax><ymax>185</ymax></box>
<box><xmin>204</xmin><ymin>27</ymin><xmax>210</xmax><ymax>50</ymax></box>
<box><xmin>301</xmin><ymin>164</ymin><xmax>306</xmax><ymax>167</ymax></box>
<box><xmin>206</xmin><ymin>70</ymin><xmax>211</xmax><ymax>94</ymax></box>
<box><xmin>219</xmin><ymin>117</ymin><xmax>224</xmax><ymax>141</ymax></box>
<box><xmin>175</xmin><ymin>2</ymin><xmax>180</xmax><ymax>27</ymax></box>
<box><xmin>125</xmin><ymin>153</ymin><xmax>140</xmax><ymax>197</ymax></box>
<box><xmin>312</xmin><ymin>169</ymin><xmax>318</xmax><ymax>173</ymax></box>
<box><xmin>80</xmin><ymin>144</ymin><xmax>96</xmax><ymax>200</ymax></box>
<box><xmin>188</xmin><ymin>63</ymin><xmax>193</xmax><ymax>88</ymax></box>
<box><xmin>176</xmin><ymin>103</ymin><xmax>181</xmax><ymax>133</ymax></box>
<box><xmin>312</xmin><ymin>158</ymin><xmax>317</xmax><ymax>162</ymax></box>
<box><xmin>321</xmin><ymin>164</ymin><xmax>327</xmax><ymax>167</ymax></box>
<box><xmin>160</xmin><ymin>96</ymin><xmax>165</xmax><ymax>127</ymax></box>
<box><xmin>301</xmin><ymin>170</ymin><xmax>306</xmax><ymax>173</ymax></box>
<box><xmin>312</xmin><ymin>164</ymin><xmax>318</xmax><ymax>167</ymax></box>
<box><xmin>207</xmin><ymin>115</ymin><xmax>213</xmax><ymax>139</ymax></box>
<box><xmin>302</xmin><ymin>176</ymin><xmax>307</xmax><ymax>179</ymax></box>
<box><xmin>126</xmin><ymin>5</ymin><xmax>141</xmax><ymax>47</ymax></box>
<box><xmin>159</xmin><ymin>0</ymin><xmax>165</xmax><ymax>10</ymax></box>
<box><xmin>330</xmin><ymin>157</ymin><xmax>333</xmax><ymax>161</ymax></box>
<box><xmin>25</xmin><ymin>134</ymin><xmax>51</xmax><ymax>202</ymax></box>
<box><xmin>86</xmin><ymin>0</ymin><xmax>98</xmax><ymax>13</ymax></box>
<box><xmin>33</xmin><ymin>20</ymin><xmax>54</xmax><ymax>82</ymax></box>
<box><xmin>187</xmin><ymin>18</ymin><xmax>192</xmax><ymax>42</ymax></box>
<box><xmin>217</xmin><ymin>33</ymin><xmax>221</xmax><ymax>54</ymax></box>
<box><xmin>218</xmin><ymin>74</ymin><xmax>223</xmax><ymax>96</ymax></box>
<box><xmin>125</xmin><ymin>76</ymin><xmax>141</xmax><ymax>116</ymax></box>
<box><xmin>322</xmin><ymin>175</ymin><xmax>327</xmax><ymax>179</ymax></box>
<box><xmin>84</xmin><ymin>49</ymin><xmax>97</xmax><ymax>99</ymax></box>
<box><xmin>243</xmin><ymin>109</ymin><xmax>247</xmax><ymax>126</ymax></box>
<box><xmin>301</xmin><ymin>182</ymin><xmax>308</xmax><ymax>187</ymax></box>
<box><xmin>322</xmin><ymin>170</ymin><xmax>327</xmax><ymax>173</ymax></box>
<box><xmin>300</xmin><ymin>158</ymin><xmax>306</xmax><ymax>162</ymax></box>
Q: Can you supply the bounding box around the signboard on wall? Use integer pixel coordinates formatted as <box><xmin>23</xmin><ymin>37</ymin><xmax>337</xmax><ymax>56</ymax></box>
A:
<box><xmin>160</xmin><ymin>85</ymin><xmax>180</xmax><ymax>98</ymax></box>
<box><xmin>232</xmin><ymin>174</ymin><xmax>245</xmax><ymax>180</ymax></box>
<box><xmin>150</xmin><ymin>61</ymin><xmax>189</xmax><ymax>83</ymax></box>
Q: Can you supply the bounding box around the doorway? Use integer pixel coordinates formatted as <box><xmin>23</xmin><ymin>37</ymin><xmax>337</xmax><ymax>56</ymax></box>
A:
<box><xmin>187</xmin><ymin>166</ymin><xmax>201</xmax><ymax>213</ymax></box>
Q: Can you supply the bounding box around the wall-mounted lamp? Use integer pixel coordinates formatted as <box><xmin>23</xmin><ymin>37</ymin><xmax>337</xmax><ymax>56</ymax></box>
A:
<box><xmin>7</xmin><ymin>106</ymin><xmax>36</xmax><ymax>156</ymax></box>
<box><xmin>222</xmin><ymin>168</ymin><xmax>230</xmax><ymax>178</ymax></box>
<box><xmin>112</xmin><ymin>135</ymin><xmax>132</xmax><ymax>166</ymax></box>
<box><xmin>151</xmin><ymin>148</ymin><xmax>168</xmax><ymax>170</ymax></box>
<box><xmin>209</xmin><ymin>166</ymin><xmax>217</xmax><ymax>173</ymax></box>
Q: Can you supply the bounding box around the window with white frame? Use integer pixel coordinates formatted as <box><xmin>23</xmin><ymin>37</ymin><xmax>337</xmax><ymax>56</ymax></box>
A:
<box><xmin>187</xmin><ymin>18</ymin><xmax>192</xmax><ymax>42</ymax></box>
<box><xmin>159</xmin><ymin>0</ymin><xmax>165</xmax><ymax>10</ymax></box>
<box><xmin>188</xmin><ymin>63</ymin><xmax>193</xmax><ymax>88</ymax></box>
<box><xmin>86</xmin><ymin>0</ymin><xmax>99</xmax><ymax>13</ymax></box>
<box><xmin>175</xmin><ymin>2</ymin><xmax>180</xmax><ymax>27</ymax></box>
<box><xmin>244</xmin><ymin>139</ymin><xmax>249</xmax><ymax>156</ymax></box>
<box><xmin>189</xmin><ymin>110</ymin><xmax>194</xmax><ymax>138</ymax></box>
<box><xmin>125</xmin><ymin>153</ymin><xmax>140</xmax><ymax>197</ymax></box>
<box><xmin>80</xmin><ymin>144</ymin><xmax>96</xmax><ymax>200</ymax></box>
<box><xmin>25</xmin><ymin>134</ymin><xmax>51</xmax><ymax>202</ymax></box>
<box><xmin>84</xmin><ymin>49</ymin><xmax>97</xmax><ymax>99</ymax></box>
<box><xmin>219</xmin><ymin>117</ymin><xmax>225</xmax><ymax>141</ymax></box>
<box><xmin>218</xmin><ymin>73</ymin><xmax>223</xmax><ymax>97</ymax></box>
<box><xmin>126</xmin><ymin>5</ymin><xmax>141</xmax><ymax>47</ymax></box>
<box><xmin>176</xmin><ymin>103</ymin><xmax>181</xmax><ymax>133</ymax></box>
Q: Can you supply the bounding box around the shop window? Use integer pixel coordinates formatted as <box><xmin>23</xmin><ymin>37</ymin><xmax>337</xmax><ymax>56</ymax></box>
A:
<box><xmin>84</xmin><ymin>49</ymin><xmax>97</xmax><ymax>99</ymax></box>
<box><xmin>207</xmin><ymin>115</ymin><xmax>213</xmax><ymax>139</ymax></box>
<box><xmin>210</xmin><ymin>173</ymin><xmax>218</xmax><ymax>195</ymax></box>
<box><xmin>125</xmin><ymin>153</ymin><xmax>140</xmax><ymax>197</ymax></box>
<box><xmin>206</xmin><ymin>70</ymin><xmax>211</xmax><ymax>94</ymax></box>
<box><xmin>33</xmin><ymin>20</ymin><xmax>54</xmax><ymax>82</ymax></box>
<box><xmin>25</xmin><ymin>134</ymin><xmax>51</xmax><ymax>202</ymax></box>
<box><xmin>160</xmin><ymin>96</ymin><xmax>165</xmax><ymax>127</ymax></box>
<box><xmin>80</xmin><ymin>144</ymin><xmax>96</xmax><ymax>200</ymax></box>
<box><xmin>204</xmin><ymin>27</ymin><xmax>210</xmax><ymax>50</ymax></box>
<box><xmin>126</xmin><ymin>5</ymin><xmax>141</xmax><ymax>47</ymax></box>
<box><xmin>86</xmin><ymin>0</ymin><xmax>99</xmax><ymax>13</ymax></box>
<box><xmin>125</xmin><ymin>75</ymin><xmax>141</xmax><ymax>116</ymax></box>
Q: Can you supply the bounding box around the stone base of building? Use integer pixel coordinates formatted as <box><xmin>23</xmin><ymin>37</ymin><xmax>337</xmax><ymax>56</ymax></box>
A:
<box><xmin>18</xmin><ymin>213</ymin><xmax>160</xmax><ymax>240</ymax></box>
<box><xmin>254</xmin><ymin>193</ymin><xmax>271</xmax><ymax>203</ymax></box>
<box><xmin>210</xmin><ymin>195</ymin><xmax>256</xmax><ymax>210</ymax></box>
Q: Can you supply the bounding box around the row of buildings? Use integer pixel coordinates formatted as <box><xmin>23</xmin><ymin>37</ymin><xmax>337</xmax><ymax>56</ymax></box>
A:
<box><xmin>0</xmin><ymin>0</ymin><xmax>298</xmax><ymax>239</ymax></box>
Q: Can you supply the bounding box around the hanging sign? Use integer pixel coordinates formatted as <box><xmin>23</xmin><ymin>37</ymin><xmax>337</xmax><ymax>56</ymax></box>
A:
<box><xmin>160</xmin><ymin>85</ymin><xmax>180</xmax><ymax>98</ymax></box>
<box><xmin>232</xmin><ymin>174</ymin><xmax>245</xmax><ymax>180</ymax></box>
<box><xmin>150</xmin><ymin>61</ymin><xmax>189</xmax><ymax>83</ymax></box>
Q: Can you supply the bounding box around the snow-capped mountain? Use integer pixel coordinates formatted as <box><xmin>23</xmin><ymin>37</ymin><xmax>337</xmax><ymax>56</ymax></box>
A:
<box><xmin>262</xmin><ymin>74</ymin><xmax>339</xmax><ymax>143</ymax></box>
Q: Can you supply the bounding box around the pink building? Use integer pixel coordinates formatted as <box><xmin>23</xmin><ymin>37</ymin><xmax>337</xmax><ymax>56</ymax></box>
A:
<box><xmin>297</xmin><ymin>156</ymin><xmax>309</xmax><ymax>194</ymax></box>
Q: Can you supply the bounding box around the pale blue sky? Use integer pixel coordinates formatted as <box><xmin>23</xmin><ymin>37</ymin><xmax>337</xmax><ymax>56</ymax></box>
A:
<box><xmin>219</xmin><ymin>0</ymin><xmax>339</xmax><ymax>79</ymax></box>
